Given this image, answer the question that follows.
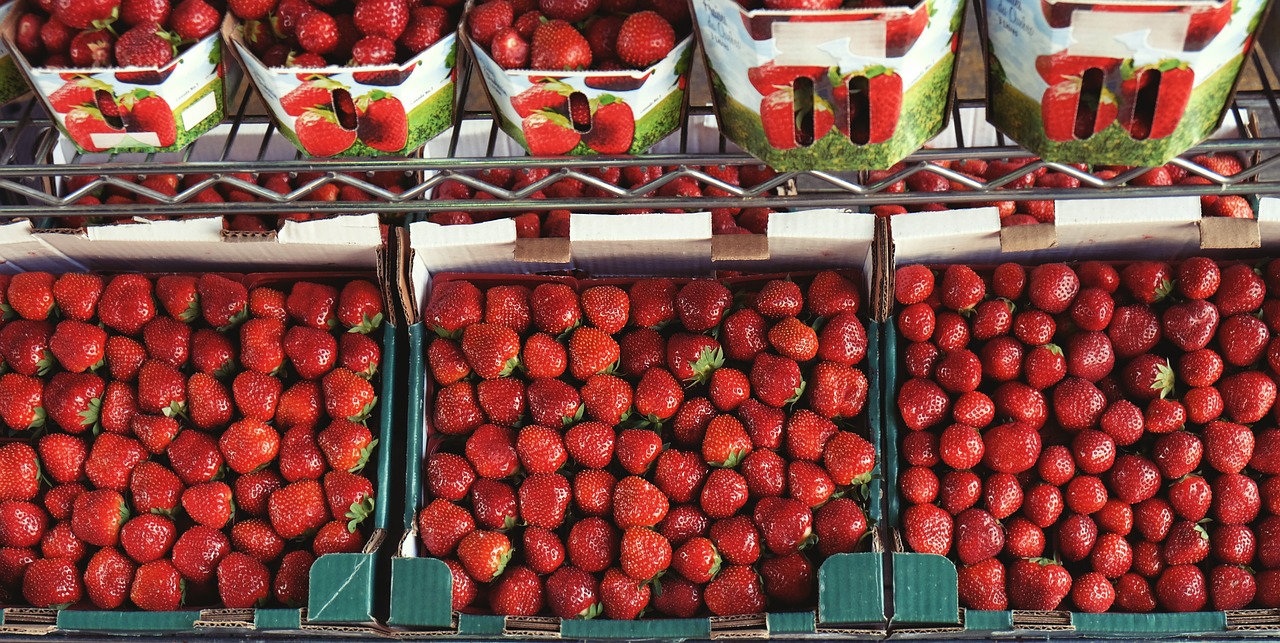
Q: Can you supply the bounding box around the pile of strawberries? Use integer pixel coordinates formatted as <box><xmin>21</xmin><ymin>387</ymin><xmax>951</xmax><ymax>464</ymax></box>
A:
<box><xmin>895</xmin><ymin>258</ymin><xmax>1280</xmax><ymax>612</ymax></box>
<box><xmin>61</xmin><ymin>170</ymin><xmax>413</xmax><ymax>231</ymax></box>
<box><xmin>427</xmin><ymin>164</ymin><xmax>780</xmax><ymax>236</ymax></box>
<box><xmin>231</xmin><ymin>0</ymin><xmax>456</xmax><ymax>69</ymax></box>
<box><xmin>872</xmin><ymin>153</ymin><xmax>1253</xmax><ymax>223</ymax></box>
<box><xmin>14</xmin><ymin>0</ymin><xmax>221</xmax><ymax>69</ymax></box>
<box><xmin>467</xmin><ymin>0</ymin><xmax>687</xmax><ymax>72</ymax></box>
<box><xmin>419</xmin><ymin>272</ymin><xmax>876</xmax><ymax>618</ymax></box>
<box><xmin>0</xmin><ymin>271</ymin><xmax>384</xmax><ymax>611</ymax></box>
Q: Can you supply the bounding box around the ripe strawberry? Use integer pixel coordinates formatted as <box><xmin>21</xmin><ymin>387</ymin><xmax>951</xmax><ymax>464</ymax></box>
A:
<box><xmin>530</xmin><ymin>19</ymin><xmax>591</xmax><ymax>71</ymax></box>
<box><xmin>457</xmin><ymin>529</ymin><xmax>512</xmax><ymax>582</ymax></box>
<box><xmin>269</xmin><ymin>480</ymin><xmax>329</xmax><ymax>539</ymax></box>
<box><xmin>676</xmin><ymin>280</ymin><xmax>731</xmax><ymax>332</ymax></box>
<box><xmin>425</xmin><ymin>281</ymin><xmax>482</xmax><ymax>337</ymax></box>
<box><xmin>22</xmin><ymin>558</ymin><xmax>82</xmax><ymax>608</ymax></box>
<box><xmin>119</xmin><ymin>514</ymin><xmax>176</xmax><ymax>564</ymax></box>
<box><xmin>418</xmin><ymin>499</ymin><xmax>474</xmax><ymax>558</ymax></box>
<box><xmin>705</xmin><ymin>565</ymin><xmax>764</xmax><ymax>616</ymax></box>
<box><xmin>136</xmin><ymin>359</ymin><xmax>185</xmax><ymax>417</ymax></box>
<box><xmin>599</xmin><ymin>567</ymin><xmax>650</xmax><ymax>620</ymax></box>
<box><xmin>619</xmin><ymin>527</ymin><xmax>671</xmax><ymax>582</ymax></box>
<box><xmin>274</xmin><ymin>551</ymin><xmax>314</xmax><ymax>608</ymax></box>
<box><xmin>490</xmin><ymin>565</ymin><xmax>543</xmax><ymax>616</ymax></box>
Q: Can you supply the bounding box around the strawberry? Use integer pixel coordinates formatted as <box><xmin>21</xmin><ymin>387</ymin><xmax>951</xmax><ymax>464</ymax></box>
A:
<box><xmin>615</xmin><ymin>429</ymin><xmax>661</xmax><ymax>475</ymax></box>
<box><xmin>338</xmin><ymin>280</ymin><xmax>383</xmax><ymax>333</ymax></box>
<box><xmin>518</xmin><ymin>472</ymin><xmax>571</xmax><ymax>529</ymax></box>
<box><xmin>676</xmin><ymin>280</ymin><xmax>731</xmax><ymax>332</ymax></box>
<box><xmin>599</xmin><ymin>567</ymin><xmax>650</xmax><ymax>620</ymax></box>
<box><xmin>22</xmin><ymin>558</ymin><xmax>82</xmax><ymax>608</ymax></box>
<box><xmin>44</xmin><ymin>371</ymin><xmax>104</xmax><ymax>433</ymax></box>
<box><xmin>629</xmin><ymin>279</ymin><xmax>677</xmax><ymax>328</ymax></box>
<box><xmin>269</xmin><ymin>479</ymin><xmax>329</xmax><ymax>539</ymax></box>
<box><xmin>274</xmin><ymin>551</ymin><xmax>313</xmax><ymax>607</ymax></box>
<box><xmin>120</xmin><ymin>514</ymin><xmax>176</xmax><ymax>564</ymax></box>
<box><xmin>545</xmin><ymin>566</ymin><xmax>602</xmax><ymax>619</ymax></box>
<box><xmin>1156</xmin><ymin>565</ymin><xmax>1207</xmax><ymax>612</ymax></box>
<box><xmin>490</xmin><ymin>565</ymin><xmax>543</xmax><ymax>616</ymax></box>
<box><xmin>619</xmin><ymin>527</ymin><xmax>671</xmax><ymax>582</ymax></box>
<box><xmin>614</xmin><ymin>475</ymin><xmax>668</xmax><ymax>529</ymax></box>
<box><xmin>530</xmin><ymin>19</ymin><xmax>591</xmax><ymax>70</ymax></box>
<box><xmin>322</xmin><ymin>367</ymin><xmax>377</xmax><ymax>422</ymax></box>
<box><xmin>50</xmin><ymin>273</ymin><xmax>102</xmax><ymax>323</ymax></box>
<box><xmin>418</xmin><ymin>499</ymin><xmax>474</xmax><ymax>558</ymax></box>
<box><xmin>98</xmin><ymin>274</ymin><xmax>156</xmax><ymax>336</ymax></box>
<box><xmin>282</xmin><ymin>326</ymin><xmax>337</xmax><ymax>380</ymax></box>
<box><xmin>457</xmin><ymin>530</ymin><xmax>512</xmax><ymax>582</ymax></box>
<box><xmin>704</xmin><ymin>565</ymin><xmax>764</xmax><ymax>616</ymax></box>
<box><xmin>0</xmin><ymin>320</ymin><xmax>54</xmax><ymax>376</ymax></box>
<box><xmin>182</xmin><ymin>481</ymin><xmax>234</xmax><ymax>528</ymax></box>
<box><xmin>469</xmin><ymin>0</ymin><xmax>513</xmax><ymax>48</ymax></box>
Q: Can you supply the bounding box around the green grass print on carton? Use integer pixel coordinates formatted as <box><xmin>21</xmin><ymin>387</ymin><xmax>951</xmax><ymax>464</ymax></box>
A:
<box><xmin>0</xmin><ymin>53</ymin><xmax>27</xmax><ymax>105</ymax></box>
<box><xmin>715</xmin><ymin>53</ymin><xmax>956</xmax><ymax>172</ymax></box>
<box><xmin>987</xmin><ymin>53</ymin><xmax>1244</xmax><ymax>166</ymax></box>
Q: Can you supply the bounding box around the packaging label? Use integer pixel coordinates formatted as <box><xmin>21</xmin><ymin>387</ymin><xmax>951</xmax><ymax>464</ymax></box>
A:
<box><xmin>227</xmin><ymin>16</ymin><xmax>456</xmax><ymax>157</ymax></box>
<box><xmin>986</xmin><ymin>0</ymin><xmax>1267</xmax><ymax>164</ymax></box>
<box><xmin>468</xmin><ymin>30</ymin><xmax>693</xmax><ymax>156</ymax></box>
<box><xmin>693</xmin><ymin>0</ymin><xmax>965</xmax><ymax>171</ymax></box>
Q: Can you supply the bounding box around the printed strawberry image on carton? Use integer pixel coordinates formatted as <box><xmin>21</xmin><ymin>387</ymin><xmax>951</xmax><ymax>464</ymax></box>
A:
<box><xmin>691</xmin><ymin>0</ymin><xmax>966</xmax><ymax>171</ymax></box>
<box><xmin>223</xmin><ymin>16</ymin><xmax>457</xmax><ymax>158</ymax></box>
<box><xmin>986</xmin><ymin>0</ymin><xmax>1272</xmax><ymax>165</ymax></box>
<box><xmin>1</xmin><ymin>0</ymin><xmax>226</xmax><ymax>153</ymax></box>
<box><xmin>460</xmin><ymin>0</ymin><xmax>696</xmax><ymax>156</ymax></box>
<box><xmin>0</xmin><ymin>2</ymin><xmax>30</xmax><ymax>106</ymax></box>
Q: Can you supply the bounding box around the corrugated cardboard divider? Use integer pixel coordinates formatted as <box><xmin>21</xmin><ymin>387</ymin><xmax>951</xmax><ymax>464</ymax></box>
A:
<box><xmin>1200</xmin><ymin>215</ymin><xmax>1262</xmax><ymax>249</ymax></box>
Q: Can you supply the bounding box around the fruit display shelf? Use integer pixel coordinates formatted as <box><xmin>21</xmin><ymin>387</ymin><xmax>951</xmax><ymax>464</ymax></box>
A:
<box><xmin>0</xmin><ymin>25</ymin><xmax>1274</xmax><ymax>220</ymax></box>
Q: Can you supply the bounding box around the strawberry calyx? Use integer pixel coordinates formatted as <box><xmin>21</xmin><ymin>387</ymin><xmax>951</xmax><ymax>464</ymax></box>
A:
<box><xmin>90</xmin><ymin>6</ymin><xmax>120</xmax><ymax>33</ymax></box>
<box><xmin>1151</xmin><ymin>359</ymin><xmax>1175</xmax><ymax>399</ymax></box>
<box><xmin>532</xmin><ymin>108</ymin><xmax>575</xmax><ymax>131</ymax></box>
<box><xmin>178</xmin><ymin>297</ymin><xmax>201</xmax><ymax>323</ymax></box>
<box><xmin>27</xmin><ymin>406</ymin><xmax>47</xmax><ymax>430</ymax></box>
<box><xmin>577</xmin><ymin>600</ymin><xmax>603</xmax><ymax>620</ymax></box>
<box><xmin>0</xmin><ymin>302</ymin><xmax>13</xmax><ymax>321</ymax></box>
<box><xmin>686</xmin><ymin>346</ymin><xmax>725</xmax><ymax>386</ymax></box>
<box><xmin>36</xmin><ymin>351</ymin><xmax>54</xmax><ymax>377</ymax></box>
<box><xmin>348</xmin><ymin>397</ymin><xmax>378</xmax><ymax>423</ymax></box>
<box><xmin>162</xmin><ymin>399</ymin><xmax>187</xmax><ymax>419</ymax></box>
<box><xmin>347</xmin><ymin>312</ymin><xmax>384</xmax><ymax>335</ymax></box>
<box><xmin>561</xmin><ymin>405</ymin><xmax>585</xmax><ymax>426</ymax></box>
<box><xmin>712</xmin><ymin>447</ymin><xmax>748</xmax><ymax>469</ymax></box>
<box><xmin>786</xmin><ymin>379</ymin><xmax>807</xmax><ymax>406</ymax></box>
<box><xmin>79</xmin><ymin>396</ymin><xmax>103</xmax><ymax>429</ymax></box>
<box><xmin>345</xmin><ymin>496</ymin><xmax>375</xmax><ymax>532</ymax></box>
<box><xmin>216</xmin><ymin>306</ymin><xmax>250</xmax><ymax>333</ymax></box>
<box><xmin>350</xmin><ymin>438</ymin><xmax>380</xmax><ymax>473</ymax></box>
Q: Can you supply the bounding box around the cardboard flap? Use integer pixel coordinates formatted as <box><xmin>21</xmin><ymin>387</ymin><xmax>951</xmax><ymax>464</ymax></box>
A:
<box><xmin>569</xmin><ymin>212</ymin><xmax>713</xmax><ymax>277</ymax></box>
<box><xmin>1053</xmin><ymin>197</ymin><xmax>1202</xmax><ymax>261</ymax></box>
<box><xmin>34</xmin><ymin>215</ymin><xmax>381</xmax><ymax>272</ymax></box>
<box><xmin>1200</xmin><ymin>216</ymin><xmax>1261</xmax><ymax>249</ymax></box>
<box><xmin>0</xmin><ymin>220</ymin><xmax>84</xmax><ymax>273</ymax></box>
<box><xmin>999</xmin><ymin>223</ymin><xmax>1057</xmax><ymax>253</ymax></box>
<box><xmin>410</xmin><ymin>219</ymin><xmax>567</xmax><ymax>281</ymax></box>
<box><xmin>757</xmin><ymin>209</ymin><xmax>875</xmax><ymax>274</ymax></box>
<box><xmin>890</xmin><ymin>553</ymin><xmax>960</xmax><ymax>625</ymax></box>
<box><xmin>889</xmin><ymin>207</ymin><xmax>1005</xmax><ymax>266</ymax></box>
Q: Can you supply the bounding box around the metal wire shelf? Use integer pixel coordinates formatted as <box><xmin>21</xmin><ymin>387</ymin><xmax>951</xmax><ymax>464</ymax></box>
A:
<box><xmin>0</xmin><ymin>30</ymin><xmax>1278</xmax><ymax>217</ymax></box>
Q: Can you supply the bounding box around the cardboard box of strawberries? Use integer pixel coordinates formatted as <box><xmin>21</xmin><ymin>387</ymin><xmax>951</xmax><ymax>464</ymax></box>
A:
<box><xmin>459</xmin><ymin>0</ymin><xmax>696</xmax><ymax>156</ymax></box>
<box><xmin>689</xmin><ymin>0</ymin><xmax>965</xmax><ymax>171</ymax></box>
<box><xmin>222</xmin><ymin>0</ymin><xmax>460</xmax><ymax>157</ymax></box>
<box><xmin>383</xmin><ymin>212</ymin><xmax>889</xmax><ymax>636</ymax></box>
<box><xmin>0</xmin><ymin>0</ymin><xmax>227</xmax><ymax>153</ymax></box>
<box><xmin>984</xmin><ymin>0</ymin><xmax>1271</xmax><ymax>166</ymax></box>
<box><xmin>884</xmin><ymin>201</ymin><xmax>1280</xmax><ymax>636</ymax></box>
<box><xmin>0</xmin><ymin>219</ymin><xmax>398</xmax><ymax>635</ymax></box>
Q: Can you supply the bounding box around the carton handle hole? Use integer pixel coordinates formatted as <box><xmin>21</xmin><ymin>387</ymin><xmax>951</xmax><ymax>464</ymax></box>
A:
<box><xmin>568</xmin><ymin>92</ymin><xmax>592</xmax><ymax>133</ymax></box>
<box><xmin>334</xmin><ymin>89</ymin><xmax>358</xmax><ymax>131</ymax></box>
<box><xmin>846</xmin><ymin>75</ymin><xmax>871</xmax><ymax>145</ymax></box>
<box><xmin>1072</xmin><ymin>67</ymin><xmax>1105</xmax><ymax>141</ymax></box>
<box><xmin>792</xmin><ymin>76</ymin><xmax>816</xmax><ymax>147</ymax></box>
<box><xmin>1123</xmin><ymin>69</ymin><xmax>1161</xmax><ymax>141</ymax></box>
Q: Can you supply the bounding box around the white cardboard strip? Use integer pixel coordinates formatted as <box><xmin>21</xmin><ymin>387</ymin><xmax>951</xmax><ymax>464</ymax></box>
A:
<box><xmin>570</xmin><ymin>212</ymin><xmax>714</xmax><ymax>277</ymax></box>
<box><xmin>1052</xmin><ymin>196</ymin><xmax>1202</xmax><ymax>261</ymax></box>
<box><xmin>410</xmin><ymin>219</ymin><xmax>566</xmax><ymax>278</ymax></box>
<box><xmin>715</xmin><ymin>209</ymin><xmax>877</xmax><ymax>288</ymax></box>
<box><xmin>890</xmin><ymin>207</ymin><xmax>1005</xmax><ymax>267</ymax></box>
